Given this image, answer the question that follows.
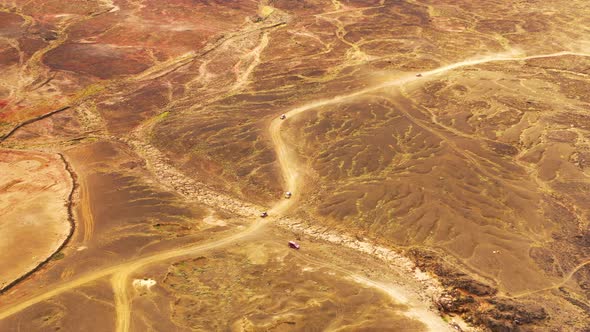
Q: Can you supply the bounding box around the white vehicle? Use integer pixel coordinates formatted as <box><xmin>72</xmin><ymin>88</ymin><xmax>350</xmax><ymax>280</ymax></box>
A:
<box><xmin>280</xmin><ymin>114</ymin><xmax>286</xmax><ymax>120</ymax></box>
<box><xmin>285</xmin><ymin>191</ymin><xmax>292</xmax><ymax>199</ymax></box>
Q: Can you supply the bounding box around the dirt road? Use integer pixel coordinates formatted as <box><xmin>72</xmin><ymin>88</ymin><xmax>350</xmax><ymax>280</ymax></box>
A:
<box><xmin>0</xmin><ymin>217</ymin><xmax>267</xmax><ymax>322</ymax></box>
<box><xmin>109</xmin><ymin>215</ymin><xmax>270</xmax><ymax>332</ymax></box>
<box><xmin>3</xmin><ymin>49</ymin><xmax>589</xmax><ymax>331</ymax></box>
<box><xmin>269</xmin><ymin>51</ymin><xmax>590</xmax><ymax>127</ymax></box>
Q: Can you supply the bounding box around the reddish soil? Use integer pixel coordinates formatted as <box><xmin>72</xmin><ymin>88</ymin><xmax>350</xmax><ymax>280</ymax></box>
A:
<box><xmin>44</xmin><ymin>43</ymin><xmax>153</xmax><ymax>79</ymax></box>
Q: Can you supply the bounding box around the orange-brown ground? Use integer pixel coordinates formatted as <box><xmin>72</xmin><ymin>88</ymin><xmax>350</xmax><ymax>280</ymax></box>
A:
<box><xmin>0</xmin><ymin>149</ymin><xmax>72</xmax><ymax>290</ymax></box>
<box><xmin>1</xmin><ymin>0</ymin><xmax>590</xmax><ymax>331</ymax></box>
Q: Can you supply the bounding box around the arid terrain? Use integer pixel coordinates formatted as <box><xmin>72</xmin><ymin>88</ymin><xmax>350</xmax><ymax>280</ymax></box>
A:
<box><xmin>0</xmin><ymin>149</ymin><xmax>73</xmax><ymax>290</ymax></box>
<box><xmin>1</xmin><ymin>0</ymin><xmax>589</xmax><ymax>331</ymax></box>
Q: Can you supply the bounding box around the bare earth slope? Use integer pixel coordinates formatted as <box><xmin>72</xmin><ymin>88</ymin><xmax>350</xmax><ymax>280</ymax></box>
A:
<box><xmin>1</xmin><ymin>0</ymin><xmax>590</xmax><ymax>331</ymax></box>
<box><xmin>0</xmin><ymin>149</ymin><xmax>72</xmax><ymax>290</ymax></box>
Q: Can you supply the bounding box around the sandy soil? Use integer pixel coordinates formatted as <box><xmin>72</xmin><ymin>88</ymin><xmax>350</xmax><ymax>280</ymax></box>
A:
<box><xmin>0</xmin><ymin>149</ymin><xmax>73</xmax><ymax>290</ymax></box>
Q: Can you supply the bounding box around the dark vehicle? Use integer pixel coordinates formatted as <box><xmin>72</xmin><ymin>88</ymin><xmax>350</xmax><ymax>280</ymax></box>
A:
<box><xmin>288</xmin><ymin>241</ymin><xmax>300</xmax><ymax>249</ymax></box>
<box><xmin>260</xmin><ymin>211</ymin><xmax>268</xmax><ymax>218</ymax></box>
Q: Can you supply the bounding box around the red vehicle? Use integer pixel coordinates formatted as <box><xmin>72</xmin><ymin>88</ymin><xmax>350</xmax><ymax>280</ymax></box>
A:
<box><xmin>288</xmin><ymin>241</ymin><xmax>300</xmax><ymax>250</ymax></box>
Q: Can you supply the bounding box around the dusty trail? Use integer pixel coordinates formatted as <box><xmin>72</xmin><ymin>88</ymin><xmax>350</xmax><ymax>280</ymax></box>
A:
<box><xmin>3</xmin><ymin>49</ymin><xmax>589</xmax><ymax>331</ymax></box>
<box><xmin>268</xmin><ymin>119</ymin><xmax>300</xmax><ymax>215</ymax></box>
<box><xmin>109</xmin><ymin>216</ymin><xmax>269</xmax><ymax>332</ymax></box>
<box><xmin>265</xmin><ymin>49</ymin><xmax>590</xmax><ymax>331</ymax></box>
<box><xmin>78</xmin><ymin>175</ymin><xmax>95</xmax><ymax>243</ymax></box>
<box><xmin>270</xmin><ymin>51</ymin><xmax>590</xmax><ymax>126</ymax></box>
<box><xmin>267</xmin><ymin>51</ymin><xmax>590</xmax><ymax>198</ymax></box>
<box><xmin>266</xmin><ymin>50</ymin><xmax>590</xmax><ymax>214</ymax></box>
<box><xmin>0</xmin><ymin>217</ymin><xmax>267</xmax><ymax>322</ymax></box>
<box><xmin>112</xmin><ymin>272</ymin><xmax>132</xmax><ymax>332</ymax></box>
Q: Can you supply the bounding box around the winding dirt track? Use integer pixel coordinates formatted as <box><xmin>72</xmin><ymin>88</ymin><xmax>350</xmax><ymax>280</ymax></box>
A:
<box><xmin>268</xmin><ymin>51</ymin><xmax>590</xmax><ymax>125</ymax></box>
<box><xmin>2</xmin><ymin>50</ymin><xmax>590</xmax><ymax>331</ymax></box>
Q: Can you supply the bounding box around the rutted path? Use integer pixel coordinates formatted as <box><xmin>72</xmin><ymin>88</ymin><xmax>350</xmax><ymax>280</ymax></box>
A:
<box><xmin>2</xmin><ymin>50</ymin><xmax>590</xmax><ymax>331</ymax></box>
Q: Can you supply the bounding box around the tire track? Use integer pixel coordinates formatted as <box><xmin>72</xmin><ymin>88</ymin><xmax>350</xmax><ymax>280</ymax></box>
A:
<box><xmin>77</xmin><ymin>174</ymin><xmax>95</xmax><ymax>243</ymax></box>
